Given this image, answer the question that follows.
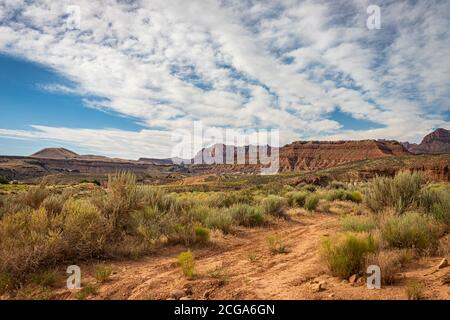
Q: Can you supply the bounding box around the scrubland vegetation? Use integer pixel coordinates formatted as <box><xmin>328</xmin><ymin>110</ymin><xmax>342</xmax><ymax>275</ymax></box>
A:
<box><xmin>322</xmin><ymin>171</ymin><xmax>450</xmax><ymax>286</ymax></box>
<box><xmin>0</xmin><ymin>170</ymin><xmax>448</xmax><ymax>299</ymax></box>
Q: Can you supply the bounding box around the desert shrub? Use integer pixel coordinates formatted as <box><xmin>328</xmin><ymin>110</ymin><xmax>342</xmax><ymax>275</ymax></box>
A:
<box><xmin>194</xmin><ymin>226</ymin><xmax>210</xmax><ymax>243</ymax></box>
<box><xmin>0</xmin><ymin>176</ymin><xmax>9</xmax><ymax>184</ymax></box>
<box><xmin>20</xmin><ymin>183</ymin><xmax>49</xmax><ymax>209</ymax></box>
<box><xmin>304</xmin><ymin>194</ymin><xmax>320</xmax><ymax>212</ymax></box>
<box><xmin>177</xmin><ymin>251</ymin><xmax>195</xmax><ymax>279</ymax></box>
<box><xmin>0</xmin><ymin>272</ymin><xmax>14</xmax><ymax>293</ymax></box>
<box><xmin>325</xmin><ymin>189</ymin><xmax>347</xmax><ymax>202</ymax></box>
<box><xmin>75</xmin><ymin>284</ymin><xmax>97</xmax><ymax>300</ymax></box>
<box><xmin>341</xmin><ymin>215</ymin><xmax>377</xmax><ymax>233</ymax></box>
<box><xmin>0</xmin><ymin>208</ymin><xmax>63</xmax><ymax>275</ymax></box>
<box><xmin>405</xmin><ymin>279</ymin><xmax>425</xmax><ymax>300</ymax></box>
<box><xmin>61</xmin><ymin>199</ymin><xmax>111</xmax><ymax>258</ymax></box>
<box><xmin>380</xmin><ymin>212</ymin><xmax>440</xmax><ymax>250</ymax></box>
<box><xmin>227</xmin><ymin>204</ymin><xmax>265</xmax><ymax>227</ymax></box>
<box><xmin>329</xmin><ymin>181</ymin><xmax>347</xmax><ymax>190</ymax></box>
<box><xmin>204</xmin><ymin>209</ymin><xmax>233</xmax><ymax>234</ymax></box>
<box><xmin>187</xmin><ymin>204</ymin><xmax>210</xmax><ymax>224</ymax></box>
<box><xmin>266</xmin><ymin>235</ymin><xmax>289</xmax><ymax>254</ymax></box>
<box><xmin>41</xmin><ymin>194</ymin><xmax>66</xmax><ymax>215</ymax></box>
<box><xmin>260</xmin><ymin>195</ymin><xmax>288</xmax><ymax>218</ymax></box>
<box><xmin>0</xmin><ymin>194</ymin><xmax>32</xmax><ymax>218</ymax></box>
<box><xmin>285</xmin><ymin>191</ymin><xmax>309</xmax><ymax>207</ymax></box>
<box><xmin>365</xmin><ymin>171</ymin><xmax>423</xmax><ymax>214</ymax></box>
<box><xmin>205</xmin><ymin>191</ymin><xmax>253</xmax><ymax>208</ymax></box>
<box><xmin>30</xmin><ymin>269</ymin><xmax>59</xmax><ymax>287</ymax></box>
<box><xmin>104</xmin><ymin>172</ymin><xmax>139</xmax><ymax>229</ymax></box>
<box><xmin>419</xmin><ymin>187</ymin><xmax>450</xmax><ymax>226</ymax></box>
<box><xmin>299</xmin><ymin>184</ymin><xmax>317</xmax><ymax>192</ymax></box>
<box><xmin>321</xmin><ymin>233</ymin><xmax>377</xmax><ymax>279</ymax></box>
<box><xmin>130</xmin><ymin>206</ymin><xmax>176</xmax><ymax>245</ymax></box>
<box><xmin>366</xmin><ymin>250</ymin><xmax>413</xmax><ymax>285</ymax></box>
<box><xmin>346</xmin><ymin>191</ymin><xmax>363</xmax><ymax>203</ymax></box>
<box><xmin>94</xmin><ymin>265</ymin><xmax>112</xmax><ymax>283</ymax></box>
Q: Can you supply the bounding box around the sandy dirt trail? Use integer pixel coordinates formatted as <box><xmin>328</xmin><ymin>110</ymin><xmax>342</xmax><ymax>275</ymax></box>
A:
<box><xmin>58</xmin><ymin>211</ymin><xmax>449</xmax><ymax>300</ymax></box>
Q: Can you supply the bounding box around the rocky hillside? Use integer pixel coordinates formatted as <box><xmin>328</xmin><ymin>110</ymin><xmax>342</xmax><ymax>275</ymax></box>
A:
<box><xmin>279</xmin><ymin>140</ymin><xmax>409</xmax><ymax>171</ymax></box>
<box><xmin>404</xmin><ymin>128</ymin><xmax>450</xmax><ymax>154</ymax></box>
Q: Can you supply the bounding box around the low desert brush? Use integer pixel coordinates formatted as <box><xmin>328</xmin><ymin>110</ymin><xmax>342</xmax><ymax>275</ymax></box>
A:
<box><xmin>227</xmin><ymin>203</ymin><xmax>265</xmax><ymax>227</ymax></box>
<box><xmin>94</xmin><ymin>265</ymin><xmax>112</xmax><ymax>283</ymax></box>
<box><xmin>405</xmin><ymin>279</ymin><xmax>425</xmax><ymax>300</ymax></box>
<box><xmin>380</xmin><ymin>211</ymin><xmax>440</xmax><ymax>250</ymax></box>
<box><xmin>304</xmin><ymin>194</ymin><xmax>320</xmax><ymax>212</ymax></box>
<box><xmin>177</xmin><ymin>251</ymin><xmax>195</xmax><ymax>279</ymax></box>
<box><xmin>322</xmin><ymin>232</ymin><xmax>377</xmax><ymax>279</ymax></box>
<box><xmin>267</xmin><ymin>235</ymin><xmax>289</xmax><ymax>254</ymax></box>
<box><xmin>341</xmin><ymin>215</ymin><xmax>377</xmax><ymax>233</ymax></box>
<box><xmin>194</xmin><ymin>226</ymin><xmax>210</xmax><ymax>243</ymax></box>
<box><xmin>260</xmin><ymin>195</ymin><xmax>288</xmax><ymax>218</ymax></box>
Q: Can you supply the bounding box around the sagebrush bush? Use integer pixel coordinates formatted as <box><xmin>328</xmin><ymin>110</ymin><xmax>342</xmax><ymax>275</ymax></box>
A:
<box><xmin>194</xmin><ymin>226</ymin><xmax>210</xmax><ymax>243</ymax></box>
<box><xmin>41</xmin><ymin>194</ymin><xmax>66</xmax><ymax>215</ymax></box>
<box><xmin>266</xmin><ymin>235</ymin><xmax>288</xmax><ymax>254</ymax></box>
<box><xmin>325</xmin><ymin>189</ymin><xmax>347</xmax><ymax>202</ymax></box>
<box><xmin>365</xmin><ymin>171</ymin><xmax>423</xmax><ymax>214</ymax></box>
<box><xmin>61</xmin><ymin>199</ymin><xmax>111</xmax><ymax>258</ymax></box>
<box><xmin>419</xmin><ymin>187</ymin><xmax>450</xmax><ymax>226</ymax></box>
<box><xmin>227</xmin><ymin>204</ymin><xmax>265</xmax><ymax>226</ymax></box>
<box><xmin>329</xmin><ymin>181</ymin><xmax>347</xmax><ymax>190</ymax></box>
<box><xmin>20</xmin><ymin>183</ymin><xmax>49</xmax><ymax>209</ymax></box>
<box><xmin>260</xmin><ymin>195</ymin><xmax>288</xmax><ymax>217</ymax></box>
<box><xmin>285</xmin><ymin>191</ymin><xmax>309</xmax><ymax>207</ymax></box>
<box><xmin>30</xmin><ymin>269</ymin><xmax>59</xmax><ymax>287</ymax></box>
<box><xmin>366</xmin><ymin>250</ymin><xmax>413</xmax><ymax>285</ymax></box>
<box><xmin>131</xmin><ymin>206</ymin><xmax>176</xmax><ymax>245</ymax></box>
<box><xmin>177</xmin><ymin>251</ymin><xmax>195</xmax><ymax>279</ymax></box>
<box><xmin>406</xmin><ymin>279</ymin><xmax>425</xmax><ymax>300</ymax></box>
<box><xmin>94</xmin><ymin>265</ymin><xmax>112</xmax><ymax>283</ymax></box>
<box><xmin>304</xmin><ymin>194</ymin><xmax>320</xmax><ymax>212</ymax></box>
<box><xmin>322</xmin><ymin>233</ymin><xmax>377</xmax><ymax>279</ymax></box>
<box><xmin>0</xmin><ymin>208</ymin><xmax>62</xmax><ymax>275</ymax></box>
<box><xmin>380</xmin><ymin>212</ymin><xmax>440</xmax><ymax>250</ymax></box>
<box><xmin>346</xmin><ymin>191</ymin><xmax>363</xmax><ymax>203</ymax></box>
<box><xmin>341</xmin><ymin>215</ymin><xmax>377</xmax><ymax>233</ymax></box>
<box><xmin>204</xmin><ymin>209</ymin><xmax>233</xmax><ymax>234</ymax></box>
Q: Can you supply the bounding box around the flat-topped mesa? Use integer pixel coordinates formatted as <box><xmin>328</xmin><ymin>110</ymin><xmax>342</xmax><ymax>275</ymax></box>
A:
<box><xmin>279</xmin><ymin>139</ymin><xmax>409</xmax><ymax>171</ymax></box>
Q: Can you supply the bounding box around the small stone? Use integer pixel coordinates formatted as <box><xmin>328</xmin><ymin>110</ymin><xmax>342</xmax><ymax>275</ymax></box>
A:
<box><xmin>438</xmin><ymin>258</ymin><xmax>448</xmax><ymax>269</ymax></box>
<box><xmin>341</xmin><ymin>280</ymin><xmax>349</xmax><ymax>284</ymax></box>
<box><xmin>329</xmin><ymin>293</ymin><xmax>335</xmax><ymax>298</ymax></box>
<box><xmin>172</xmin><ymin>289</ymin><xmax>186</xmax><ymax>300</ymax></box>
<box><xmin>349</xmin><ymin>274</ymin><xmax>358</xmax><ymax>283</ymax></box>
<box><xmin>312</xmin><ymin>283</ymin><xmax>325</xmax><ymax>293</ymax></box>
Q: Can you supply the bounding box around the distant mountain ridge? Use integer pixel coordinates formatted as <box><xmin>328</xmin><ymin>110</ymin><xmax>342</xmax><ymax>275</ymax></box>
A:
<box><xmin>31</xmin><ymin>148</ymin><xmax>79</xmax><ymax>159</ymax></box>
<box><xmin>402</xmin><ymin>128</ymin><xmax>450</xmax><ymax>154</ymax></box>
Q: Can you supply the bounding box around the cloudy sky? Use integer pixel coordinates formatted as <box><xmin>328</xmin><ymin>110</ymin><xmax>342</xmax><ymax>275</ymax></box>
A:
<box><xmin>0</xmin><ymin>0</ymin><xmax>449</xmax><ymax>159</ymax></box>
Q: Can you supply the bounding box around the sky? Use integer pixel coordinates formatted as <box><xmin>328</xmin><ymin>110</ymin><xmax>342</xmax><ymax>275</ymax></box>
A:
<box><xmin>0</xmin><ymin>0</ymin><xmax>449</xmax><ymax>159</ymax></box>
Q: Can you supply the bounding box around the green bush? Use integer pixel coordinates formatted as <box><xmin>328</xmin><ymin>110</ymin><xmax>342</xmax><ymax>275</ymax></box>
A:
<box><xmin>61</xmin><ymin>199</ymin><xmax>111</xmax><ymax>258</ymax></box>
<box><xmin>131</xmin><ymin>206</ymin><xmax>175</xmax><ymax>244</ymax></box>
<box><xmin>94</xmin><ymin>265</ymin><xmax>112</xmax><ymax>283</ymax></box>
<box><xmin>0</xmin><ymin>176</ymin><xmax>10</xmax><ymax>184</ymax></box>
<box><xmin>341</xmin><ymin>215</ymin><xmax>377</xmax><ymax>233</ymax></box>
<box><xmin>194</xmin><ymin>226</ymin><xmax>210</xmax><ymax>243</ymax></box>
<box><xmin>419</xmin><ymin>187</ymin><xmax>450</xmax><ymax>225</ymax></box>
<box><xmin>329</xmin><ymin>181</ymin><xmax>347</xmax><ymax>190</ymax></box>
<box><xmin>364</xmin><ymin>171</ymin><xmax>423</xmax><ymax>214</ymax></box>
<box><xmin>204</xmin><ymin>209</ymin><xmax>233</xmax><ymax>234</ymax></box>
<box><xmin>227</xmin><ymin>204</ymin><xmax>265</xmax><ymax>226</ymax></box>
<box><xmin>30</xmin><ymin>269</ymin><xmax>59</xmax><ymax>287</ymax></box>
<box><xmin>321</xmin><ymin>233</ymin><xmax>377</xmax><ymax>279</ymax></box>
<box><xmin>304</xmin><ymin>194</ymin><xmax>320</xmax><ymax>212</ymax></box>
<box><xmin>406</xmin><ymin>279</ymin><xmax>425</xmax><ymax>300</ymax></box>
<box><xmin>260</xmin><ymin>195</ymin><xmax>288</xmax><ymax>217</ymax></box>
<box><xmin>380</xmin><ymin>212</ymin><xmax>440</xmax><ymax>250</ymax></box>
<box><xmin>177</xmin><ymin>251</ymin><xmax>195</xmax><ymax>279</ymax></box>
<box><xmin>346</xmin><ymin>191</ymin><xmax>363</xmax><ymax>203</ymax></box>
<box><xmin>285</xmin><ymin>191</ymin><xmax>309</xmax><ymax>207</ymax></box>
<box><xmin>40</xmin><ymin>194</ymin><xmax>66</xmax><ymax>215</ymax></box>
<box><xmin>325</xmin><ymin>189</ymin><xmax>347</xmax><ymax>202</ymax></box>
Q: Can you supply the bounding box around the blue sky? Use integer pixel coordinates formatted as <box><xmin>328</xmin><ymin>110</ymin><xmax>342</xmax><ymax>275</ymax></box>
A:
<box><xmin>0</xmin><ymin>1</ymin><xmax>449</xmax><ymax>159</ymax></box>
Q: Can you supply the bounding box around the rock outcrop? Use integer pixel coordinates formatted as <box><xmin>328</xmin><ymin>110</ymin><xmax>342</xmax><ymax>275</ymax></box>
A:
<box><xmin>404</xmin><ymin>128</ymin><xmax>450</xmax><ymax>154</ymax></box>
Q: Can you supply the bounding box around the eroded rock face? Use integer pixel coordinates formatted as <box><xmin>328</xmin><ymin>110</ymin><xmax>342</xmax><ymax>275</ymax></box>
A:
<box><xmin>405</xmin><ymin>128</ymin><xmax>450</xmax><ymax>154</ymax></box>
<box><xmin>278</xmin><ymin>140</ymin><xmax>409</xmax><ymax>172</ymax></box>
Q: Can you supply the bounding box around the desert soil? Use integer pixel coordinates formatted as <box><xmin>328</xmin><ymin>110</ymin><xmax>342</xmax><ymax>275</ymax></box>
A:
<box><xmin>55</xmin><ymin>209</ymin><xmax>450</xmax><ymax>300</ymax></box>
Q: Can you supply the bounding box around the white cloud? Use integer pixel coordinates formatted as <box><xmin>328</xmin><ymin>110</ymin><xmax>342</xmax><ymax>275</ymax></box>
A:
<box><xmin>0</xmin><ymin>0</ymin><xmax>448</xmax><ymax>158</ymax></box>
